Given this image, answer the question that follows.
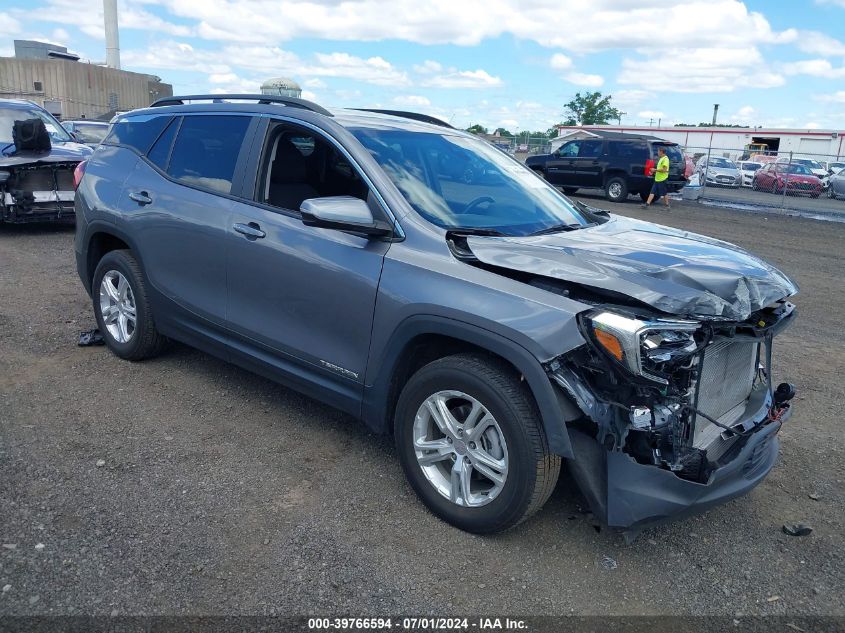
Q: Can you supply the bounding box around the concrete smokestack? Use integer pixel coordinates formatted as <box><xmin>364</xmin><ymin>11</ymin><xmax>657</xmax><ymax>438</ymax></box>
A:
<box><xmin>104</xmin><ymin>0</ymin><xmax>120</xmax><ymax>69</ymax></box>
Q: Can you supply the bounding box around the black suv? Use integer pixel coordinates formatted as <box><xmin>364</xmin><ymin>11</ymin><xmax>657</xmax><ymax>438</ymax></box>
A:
<box><xmin>526</xmin><ymin>133</ymin><xmax>687</xmax><ymax>202</ymax></box>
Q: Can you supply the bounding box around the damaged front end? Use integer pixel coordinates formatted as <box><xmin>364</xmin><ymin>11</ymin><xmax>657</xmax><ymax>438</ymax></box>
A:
<box><xmin>548</xmin><ymin>300</ymin><xmax>796</xmax><ymax>535</ymax></box>
<box><xmin>0</xmin><ymin>161</ymin><xmax>78</xmax><ymax>224</ymax></box>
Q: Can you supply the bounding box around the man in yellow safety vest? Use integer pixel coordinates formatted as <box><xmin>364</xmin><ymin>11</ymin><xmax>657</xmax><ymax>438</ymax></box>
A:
<box><xmin>642</xmin><ymin>147</ymin><xmax>670</xmax><ymax>209</ymax></box>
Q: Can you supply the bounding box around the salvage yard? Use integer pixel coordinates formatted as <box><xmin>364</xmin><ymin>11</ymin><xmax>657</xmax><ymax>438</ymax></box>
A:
<box><xmin>1</xmin><ymin>201</ymin><xmax>843</xmax><ymax>616</ymax></box>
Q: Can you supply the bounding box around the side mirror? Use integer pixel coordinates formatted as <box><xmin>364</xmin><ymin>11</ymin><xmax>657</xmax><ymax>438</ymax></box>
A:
<box><xmin>300</xmin><ymin>196</ymin><xmax>392</xmax><ymax>238</ymax></box>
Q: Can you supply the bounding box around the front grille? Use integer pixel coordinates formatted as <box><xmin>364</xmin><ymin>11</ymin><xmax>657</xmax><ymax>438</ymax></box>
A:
<box><xmin>693</xmin><ymin>339</ymin><xmax>759</xmax><ymax>453</ymax></box>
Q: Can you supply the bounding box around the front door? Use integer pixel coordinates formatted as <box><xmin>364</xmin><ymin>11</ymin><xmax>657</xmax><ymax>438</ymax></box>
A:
<box><xmin>225</xmin><ymin>120</ymin><xmax>390</xmax><ymax>396</ymax></box>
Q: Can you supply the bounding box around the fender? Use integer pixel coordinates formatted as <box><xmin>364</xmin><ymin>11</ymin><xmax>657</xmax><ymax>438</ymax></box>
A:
<box><xmin>77</xmin><ymin>219</ymin><xmax>147</xmax><ymax>297</ymax></box>
<box><xmin>362</xmin><ymin>314</ymin><xmax>576</xmax><ymax>458</ymax></box>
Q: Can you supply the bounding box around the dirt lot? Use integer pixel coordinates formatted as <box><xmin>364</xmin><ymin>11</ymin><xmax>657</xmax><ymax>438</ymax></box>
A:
<box><xmin>1</xmin><ymin>200</ymin><xmax>843</xmax><ymax>618</ymax></box>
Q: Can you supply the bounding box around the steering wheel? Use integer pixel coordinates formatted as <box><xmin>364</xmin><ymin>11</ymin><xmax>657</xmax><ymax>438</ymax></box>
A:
<box><xmin>461</xmin><ymin>195</ymin><xmax>495</xmax><ymax>215</ymax></box>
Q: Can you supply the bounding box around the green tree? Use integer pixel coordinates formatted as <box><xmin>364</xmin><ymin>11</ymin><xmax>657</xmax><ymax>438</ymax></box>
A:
<box><xmin>563</xmin><ymin>92</ymin><xmax>621</xmax><ymax>126</ymax></box>
<box><xmin>465</xmin><ymin>123</ymin><xmax>488</xmax><ymax>134</ymax></box>
<box><xmin>494</xmin><ymin>127</ymin><xmax>514</xmax><ymax>137</ymax></box>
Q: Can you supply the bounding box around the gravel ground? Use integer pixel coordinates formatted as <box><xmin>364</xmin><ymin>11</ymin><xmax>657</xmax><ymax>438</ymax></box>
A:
<box><xmin>1</xmin><ymin>201</ymin><xmax>843</xmax><ymax>618</ymax></box>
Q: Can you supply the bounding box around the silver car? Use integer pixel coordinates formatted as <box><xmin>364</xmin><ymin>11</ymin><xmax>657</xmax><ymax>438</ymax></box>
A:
<box><xmin>697</xmin><ymin>156</ymin><xmax>741</xmax><ymax>188</ymax></box>
<box><xmin>737</xmin><ymin>161</ymin><xmax>762</xmax><ymax>187</ymax></box>
<box><xmin>827</xmin><ymin>170</ymin><xmax>845</xmax><ymax>200</ymax></box>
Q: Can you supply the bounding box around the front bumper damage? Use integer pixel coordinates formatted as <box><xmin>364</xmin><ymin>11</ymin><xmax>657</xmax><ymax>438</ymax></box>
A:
<box><xmin>546</xmin><ymin>301</ymin><xmax>796</xmax><ymax>537</ymax></box>
<box><xmin>0</xmin><ymin>162</ymin><xmax>77</xmax><ymax>224</ymax></box>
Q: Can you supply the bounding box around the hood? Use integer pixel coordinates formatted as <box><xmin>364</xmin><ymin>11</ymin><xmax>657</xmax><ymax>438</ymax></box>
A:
<box><xmin>704</xmin><ymin>166</ymin><xmax>739</xmax><ymax>176</ymax></box>
<box><xmin>784</xmin><ymin>173</ymin><xmax>821</xmax><ymax>183</ymax></box>
<box><xmin>0</xmin><ymin>142</ymin><xmax>92</xmax><ymax>167</ymax></box>
<box><xmin>465</xmin><ymin>215</ymin><xmax>797</xmax><ymax>321</ymax></box>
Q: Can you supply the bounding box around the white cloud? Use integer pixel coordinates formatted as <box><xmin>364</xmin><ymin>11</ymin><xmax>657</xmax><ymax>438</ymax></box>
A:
<box><xmin>783</xmin><ymin>59</ymin><xmax>845</xmax><ymax>78</ymax></box>
<box><xmin>619</xmin><ymin>46</ymin><xmax>785</xmax><ymax>92</ymax></box>
<box><xmin>422</xmin><ymin>69</ymin><xmax>502</xmax><ymax>89</ymax></box>
<box><xmin>0</xmin><ymin>12</ymin><xmax>21</xmax><ymax>35</ymax></box>
<box><xmin>208</xmin><ymin>72</ymin><xmax>238</xmax><ymax>84</ymax></box>
<box><xmin>814</xmin><ymin>90</ymin><xmax>845</xmax><ymax>103</ymax></box>
<box><xmin>393</xmin><ymin>95</ymin><xmax>432</xmax><ymax>107</ymax></box>
<box><xmin>564</xmin><ymin>72</ymin><xmax>604</xmax><ymax>87</ymax></box>
<box><xmin>123</xmin><ymin>42</ymin><xmax>409</xmax><ymax>87</ymax></box>
<box><xmin>729</xmin><ymin>105</ymin><xmax>756</xmax><ymax>125</ymax></box>
<box><xmin>413</xmin><ymin>60</ymin><xmax>443</xmax><ymax>74</ymax></box>
<box><xmin>303</xmin><ymin>78</ymin><xmax>327</xmax><ymax>89</ymax></box>
<box><xmin>549</xmin><ymin>53</ymin><xmax>573</xmax><ymax>70</ymax></box>
<box><xmin>794</xmin><ymin>31</ymin><xmax>845</xmax><ymax>57</ymax></box>
<box><xmin>638</xmin><ymin>110</ymin><xmax>665</xmax><ymax>120</ymax></box>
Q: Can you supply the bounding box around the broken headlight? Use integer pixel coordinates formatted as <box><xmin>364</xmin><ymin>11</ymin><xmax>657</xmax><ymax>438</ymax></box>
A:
<box><xmin>583</xmin><ymin>310</ymin><xmax>700</xmax><ymax>384</ymax></box>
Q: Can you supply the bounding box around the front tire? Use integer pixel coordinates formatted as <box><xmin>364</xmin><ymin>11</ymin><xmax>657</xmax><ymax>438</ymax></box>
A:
<box><xmin>395</xmin><ymin>354</ymin><xmax>560</xmax><ymax>534</ymax></box>
<box><xmin>562</xmin><ymin>186</ymin><xmax>579</xmax><ymax>195</ymax></box>
<box><xmin>92</xmin><ymin>249</ymin><xmax>167</xmax><ymax>361</ymax></box>
<box><xmin>605</xmin><ymin>176</ymin><xmax>628</xmax><ymax>202</ymax></box>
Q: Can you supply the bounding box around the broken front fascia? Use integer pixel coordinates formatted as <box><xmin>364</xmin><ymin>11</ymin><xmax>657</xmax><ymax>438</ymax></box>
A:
<box><xmin>545</xmin><ymin>300</ymin><xmax>796</xmax><ymax>529</ymax></box>
<box><xmin>0</xmin><ymin>162</ymin><xmax>77</xmax><ymax>222</ymax></box>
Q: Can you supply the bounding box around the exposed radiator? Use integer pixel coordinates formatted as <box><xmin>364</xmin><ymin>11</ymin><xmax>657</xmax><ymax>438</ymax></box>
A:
<box><xmin>693</xmin><ymin>339</ymin><xmax>759</xmax><ymax>454</ymax></box>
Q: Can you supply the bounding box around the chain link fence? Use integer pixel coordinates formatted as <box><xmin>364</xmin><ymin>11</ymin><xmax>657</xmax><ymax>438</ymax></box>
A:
<box><xmin>682</xmin><ymin>145</ymin><xmax>845</xmax><ymax>218</ymax></box>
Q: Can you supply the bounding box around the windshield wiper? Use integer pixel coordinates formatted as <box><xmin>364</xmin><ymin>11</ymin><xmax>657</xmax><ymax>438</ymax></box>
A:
<box><xmin>447</xmin><ymin>227</ymin><xmax>510</xmax><ymax>237</ymax></box>
<box><xmin>529</xmin><ymin>222</ymin><xmax>595</xmax><ymax>236</ymax></box>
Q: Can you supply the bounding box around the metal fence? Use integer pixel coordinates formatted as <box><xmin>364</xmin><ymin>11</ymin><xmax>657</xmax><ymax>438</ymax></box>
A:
<box><xmin>681</xmin><ymin>145</ymin><xmax>845</xmax><ymax>218</ymax></box>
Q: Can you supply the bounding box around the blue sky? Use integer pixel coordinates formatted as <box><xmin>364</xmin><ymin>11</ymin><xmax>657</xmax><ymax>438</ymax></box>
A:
<box><xmin>2</xmin><ymin>0</ymin><xmax>845</xmax><ymax>132</ymax></box>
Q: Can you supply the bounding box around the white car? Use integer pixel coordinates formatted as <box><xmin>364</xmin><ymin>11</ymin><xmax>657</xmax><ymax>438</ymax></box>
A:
<box><xmin>823</xmin><ymin>161</ymin><xmax>845</xmax><ymax>175</ymax></box>
<box><xmin>774</xmin><ymin>156</ymin><xmax>827</xmax><ymax>179</ymax></box>
<box><xmin>737</xmin><ymin>161</ymin><xmax>763</xmax><ymax>187</ymax></box>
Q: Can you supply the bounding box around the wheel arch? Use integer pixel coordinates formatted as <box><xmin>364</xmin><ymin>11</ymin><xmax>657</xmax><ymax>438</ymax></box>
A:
<box><xmin>362</xmin><ymin>315</ymin><xmax>576</xmax><ymax>458</ymax></box>
<box><xmin>81</xmin><ymin>221</ymin><xmax>142</xmax><ymax>296</ymax></box>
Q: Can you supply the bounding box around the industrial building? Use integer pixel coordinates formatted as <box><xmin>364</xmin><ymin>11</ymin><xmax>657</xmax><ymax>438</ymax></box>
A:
<box><xmin>552</xmin><ymin>125</ymin><xmax>844</xmax><ymax>160</ymax></box>
<box><xmin>0</xmin><ymin>39</ymin><xmax>172</xmax><ymax>120</ymax></box>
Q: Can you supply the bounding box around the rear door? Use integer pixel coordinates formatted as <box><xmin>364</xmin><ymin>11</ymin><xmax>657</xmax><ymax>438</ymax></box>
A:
<box><xmin>117</xmin><ymin>112</ymin><xmax>255</xmax><ymax>327</ymax></box>
<box><xmin>609</xmin><ymin>141</ymin><xmax>650</xmax><ymax>193</ymax></box>
<box><xmin>224</xmin><ymin>117</ymin><xmax>391</xmax><ymax>409</ymax></box>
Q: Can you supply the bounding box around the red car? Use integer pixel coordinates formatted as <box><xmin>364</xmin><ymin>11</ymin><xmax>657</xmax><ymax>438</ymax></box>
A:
<box><xmin>752</xmin><ymin>163</ymin><xmax>822</xmax><ymax>197</ymax></box>
<box><xmin>683</xmin><ymin>153</ymin><xmax>695</xmax><ymax>179</ymax></box>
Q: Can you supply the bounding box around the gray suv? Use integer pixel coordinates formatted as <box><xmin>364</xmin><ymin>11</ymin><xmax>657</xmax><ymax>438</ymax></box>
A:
<box><xmin>74</xmin><ymin>95</ymin><xmax>798</xmax><ymax>537</ymax></box>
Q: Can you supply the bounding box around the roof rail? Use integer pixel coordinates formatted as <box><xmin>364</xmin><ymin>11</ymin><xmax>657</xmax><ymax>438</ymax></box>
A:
<box><xmin>150</xmin><ymin>94</ymin><xmax>332</xmax><ymax>117</ymax></box>
<box><xmin>352</xmin><ymin>109</ymin><xmax>454</xmax><ymax>129</ymax></box>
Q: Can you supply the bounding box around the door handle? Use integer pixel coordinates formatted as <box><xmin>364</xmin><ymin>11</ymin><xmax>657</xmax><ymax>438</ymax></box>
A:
<box><xmin>128</xmin><ymin>191</ymin><xmax>152</xmax><ymax>205</ymax></box>
<box><xmin>233</xmin><ymin>222</ymin><xmax>266</xmax><ymax>239</ymax></box>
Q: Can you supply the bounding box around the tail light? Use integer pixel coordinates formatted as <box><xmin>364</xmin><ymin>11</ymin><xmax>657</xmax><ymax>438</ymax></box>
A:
<box><xmin>73</xmin><ymin>160</ymin><xmax>87</xmax><ymax>190</ymax></box>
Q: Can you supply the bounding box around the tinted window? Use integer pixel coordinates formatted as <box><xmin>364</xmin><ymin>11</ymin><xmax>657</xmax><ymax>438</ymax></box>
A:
<box><xmin>558</xmin><ymin>142</ymin><xmax>579</xmax><ymax>157</ymax></box>
<box><xmin>608</xmin><ymin>141</ymin><xmax>648</xmax><ymax>161</ymax></box>
<box><xmin>577</xmin><ymin>140</ymin><xmax>603</xmax><ymax>158</ymax></box>
<box><xmin>147</xmin><ymin>117</ymin><xmax>179</xmax><ymax>170</ymax></box>
<box><xmin>104</xmin><ymin>114</ymin><xmax>172</xmax><ymax>154</ymax></box>
<box><xmin>653</xmin><ymin>143</ymin><xmax>683</xmax><ymax>165</ymax></box>
<box><xmin>167</xmin><ymin>115</ymin><xmax>251</xmax><ymax>194</ymax></box>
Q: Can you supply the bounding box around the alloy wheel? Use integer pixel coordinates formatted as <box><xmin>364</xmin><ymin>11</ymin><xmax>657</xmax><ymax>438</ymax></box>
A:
<box><xmin>608</xmin><ymin>182</ymin><xmax>623</xmax><ymax>199</ymax></box>
<box><xmin>412</xmin><ymin>390</ymin><xmax>508</xmax><ymax>507</ymax></box>
<box><xmin>99</xmin><ymin>270</ymin><xmax>137</xmax><ymax>344</ymax></box>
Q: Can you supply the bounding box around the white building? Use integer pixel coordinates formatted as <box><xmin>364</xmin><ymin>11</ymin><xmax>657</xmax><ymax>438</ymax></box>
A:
<box><xmin>553</xmin><ymin>125</ymin><xmax>844</xmax><ymax>160</ymax></box>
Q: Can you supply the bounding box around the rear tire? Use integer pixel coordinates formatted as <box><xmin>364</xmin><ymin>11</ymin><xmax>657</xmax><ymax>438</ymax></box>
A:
<box><xmin>604</xmin><ymin>176</ymin><xmax>628</xmax><ymax>203</ymax></box>
<box><xmin>562</xmin><ymin>187</ymin><xmax>579</xmax><ymax>195</ymax></box>
<box><xmin>92</xmin><ymin>249</ymin><xmax>168</xmax><ymax>361</ymax></box>
<box><xmin>394</xmin><ymin>354</ymin><xmax>561</xmax><ymax>534</ymax></box>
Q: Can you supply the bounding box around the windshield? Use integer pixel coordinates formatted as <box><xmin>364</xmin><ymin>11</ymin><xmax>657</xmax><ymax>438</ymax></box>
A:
<box><xmin>70</xmin><ymin>123</ymin><xmax>108</xmax><ymax>143</ymax></box>
<box><xmin>794</xmin><ymin>159</ymin><xmax>823</xmax><ymax>169</ymax></box>
<box><xmin>0</xmin><ymin>106</ymin><xmax>73</xmax><ymax>145</ymax></box>
<box><xmin>784</xmin><ymin>164</ymin><xmax>812</xmax><ymax>175</ymax></box>
<box><xmin>351</xmin><ymin>128</ymin><xmax>588</xmax><ymax>235</ymax></box>
<box><xmin>708</xmin><ymin>157</ymin><xmax>736</xmax><ymax>168</ymax></box>
<box><xmin>741</xmin><ymin>162</ymin><xmax>762</xmax><ymax>171</ymax></box>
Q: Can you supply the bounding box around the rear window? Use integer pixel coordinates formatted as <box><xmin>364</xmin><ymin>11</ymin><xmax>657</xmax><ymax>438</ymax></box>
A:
<box><xmin>166</xmin><ymin>115</ymin><xmax>251</xmax><ymax>195</ymax></box>
<box><xmin>104</xmin><ymin>114</ymin><xmax>173</xmax><ymax>154</ymax></box>
<box><xmin>652</xmin><ymin>143</ymin><xmax>683</xmax><ymax>165</ymax></box>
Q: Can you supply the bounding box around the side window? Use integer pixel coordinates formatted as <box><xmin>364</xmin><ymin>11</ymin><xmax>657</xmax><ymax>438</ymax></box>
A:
<box><xmin>608</xmin><ymin>141</ymin><xmax>648</xmax><ymax>161</ymax></box>
<box><xmin>167</xmin><ymin>115</ymin><xmax>251</xmax><ymax>195</ymax></box>
<box><xmin>103</xmin><ymin>114</ymin><xmax>173</xmax><ymax>154</ymax></box>
<box><xmin>259</xmin><ymin>123</ymin><xmax>369</xmax><ymax>212</ymax></box>
<box><xmin>559</xmin><ymin>142</ymin><xmax>579</xmax><ymax>157</ymax></box>
<box><xmin>146</xmin><ymin>117</ymin><xmax>179</xmax><ymax>170</ymax></box>
<box><xmin>577</xmin><ymin>140</ymin><xmax>603</xmax><ymax>158</ymax></box>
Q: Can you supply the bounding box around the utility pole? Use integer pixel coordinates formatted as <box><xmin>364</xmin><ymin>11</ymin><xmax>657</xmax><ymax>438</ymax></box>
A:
<box><xmin>648</xmin><ymin>118</ymin><xmax>654</xmax><ymax>127</ymax></box>
<box><xmin>618</xmin><ymin>111</ymin><xmax>626</xmax><ymax>126</ymax></box>
<box><xmin>658</xmin><ymin>118</ymin><xmax>661</xmax><ymax>127</ymax></box>
<box><xmin>712</xmin><ymin>104</ymin><xmax>719</xmax><ymax>126</ymax></box>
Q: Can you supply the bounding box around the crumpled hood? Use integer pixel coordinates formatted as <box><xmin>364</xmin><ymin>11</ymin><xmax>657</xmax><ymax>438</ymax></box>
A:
<box><xmin>0</xmin><ymin>142</ymin><xmax>92</xmax><ymax>167</ymax></box>
<box><xmin>465</xmin><ymin>216</ymin><xmax>797</xmax><ymax>321</ymax></box>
